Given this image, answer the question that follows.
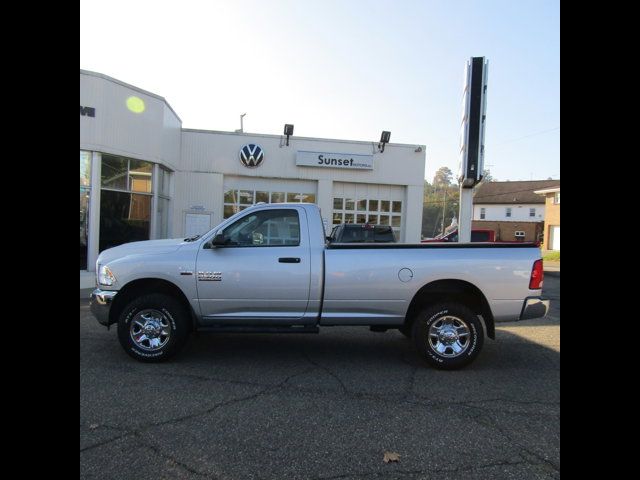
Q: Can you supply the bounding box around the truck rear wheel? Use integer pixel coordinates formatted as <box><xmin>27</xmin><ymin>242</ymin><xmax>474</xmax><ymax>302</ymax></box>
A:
<box><xmin>117</xmin><ymin>293</ymin><xmax>190</xmax><ymax>362</ymax></box>
<box><xmin>411</xmin><ymin>303</ymin><xmax>484</xmax><ymax>370</ymax></box>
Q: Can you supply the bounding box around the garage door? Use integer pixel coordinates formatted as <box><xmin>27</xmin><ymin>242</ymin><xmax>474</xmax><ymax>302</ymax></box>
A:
<box><xmin>332</xmin><ymin>182</ymin><xmax>405</xmax><ymax>241</ymax></box>
<box><xmin>549</xmin><ymin>226</ymin><xmax>560</xmax><ymax>251</ymax></box>
<box><xmin>223</xmin><ymin>176</ymin><xmax>317</xmax><ymax>219</ymax></box>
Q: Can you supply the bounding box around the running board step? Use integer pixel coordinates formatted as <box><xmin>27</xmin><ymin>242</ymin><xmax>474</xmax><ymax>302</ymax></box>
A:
<box><xmin>197</xmin><ymin>325</ymin><xmax>320</xmax><ymax>334</ymax></box>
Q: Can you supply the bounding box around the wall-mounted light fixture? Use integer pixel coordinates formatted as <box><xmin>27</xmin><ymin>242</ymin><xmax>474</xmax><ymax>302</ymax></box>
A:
<box><xmin>284</xmin><ymin>124</ymin><xmax>294</xmax><ymax>146</ymax></box>
<box><xmin>378</xmin><ymin>131</ymin><xmax>391</xmax><ymax>152</ymax></box>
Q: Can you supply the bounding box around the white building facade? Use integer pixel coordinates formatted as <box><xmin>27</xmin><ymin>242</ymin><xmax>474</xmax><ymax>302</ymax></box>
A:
<box><xmin>80</xmin><ymin>70</ymin><xmax>426</xmax><ymax>287</ymax></box>
<box><xmin>473</xmin><ymin>204</ymin><xmax>545</xmax><ymax>222</ymax></box>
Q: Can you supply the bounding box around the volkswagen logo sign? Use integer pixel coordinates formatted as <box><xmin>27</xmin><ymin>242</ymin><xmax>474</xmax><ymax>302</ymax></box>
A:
<box><xmin>239</xmin><ymin>144</ymin><xmax>264</xmax><ymax>168</ymax></box>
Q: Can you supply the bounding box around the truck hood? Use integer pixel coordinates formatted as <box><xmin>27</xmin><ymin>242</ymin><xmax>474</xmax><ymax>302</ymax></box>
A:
<box><xmin>97</xmin><ymin>238</ymin><xmax>188</xmax><ymax>265</ymax></box>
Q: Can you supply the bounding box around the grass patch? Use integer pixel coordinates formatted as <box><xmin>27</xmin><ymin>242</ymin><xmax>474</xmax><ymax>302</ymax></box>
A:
<box><xmin>543</xmin><ymin>251</ymin><xmax>560</xmax><ymax>262</ymax></box>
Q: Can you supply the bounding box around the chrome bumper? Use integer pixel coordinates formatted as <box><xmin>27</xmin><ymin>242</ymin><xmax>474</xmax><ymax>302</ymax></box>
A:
<box><xmin>90</xmin><ymin>288</ymin><xmax>118</xmax><ymax>326</ymax></box>
<box><xmin>520</xmin><ymin>296</ymin><xmax>550</xmax><ymax>320</ymax></box>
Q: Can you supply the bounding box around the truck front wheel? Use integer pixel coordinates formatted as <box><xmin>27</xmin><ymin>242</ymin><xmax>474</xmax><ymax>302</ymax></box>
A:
<box><xmin>117</xmin><ymin>293</ymin><xmax>190</xmax><ymax>362</ymax></box>
<box><xmin>411</xmin><ymin>303</ymin><xmax>484</xmax><ymax>370</ymax></box>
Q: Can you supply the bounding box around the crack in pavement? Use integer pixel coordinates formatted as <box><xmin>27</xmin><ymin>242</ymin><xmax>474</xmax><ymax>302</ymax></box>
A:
<box><xmin>80</xmin><ymin>366</ymin><xmax>317</xmax><ymax>454</ymax></box>
<box><xmin>308</xmin><ymin>457</ymin><xmax>549</xmax><ymax>480</ymax></box>
<box><xmin>454</xmin><ymin>404</ymin><xmax>560</xmax><ymax>474</ymax></box>
<box><xmin>80</xmin><ymin>431</ymin><xmax>133</xmax><ymax>453</ymax></box>
<box><xmin>401</xmin><ymin>365</ymin><xmax>418</xmax><ymax>402</ymax></box>
<box><xmin>80</xmin><ymin>378</ymin><xmax>558</xmax><ymax>479</ymax></box>
<box><xmin>301</xmin><ymin>351</ymin><xmax>349</xmax><ymax>394</ymax></box>
<box><xmin>133</xmin><ymin>432</ymin><xmax>221</xmax><ymax>479</ymax></box>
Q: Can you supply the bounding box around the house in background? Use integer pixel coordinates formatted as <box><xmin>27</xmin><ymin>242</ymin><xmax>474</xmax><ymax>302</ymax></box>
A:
<box><xmin>472</xmin><ymin>180</ymin><xmax>560</xmax><ymax>242</ymax></box>
<box><xmin>534</xmin><ymin>185</ymin><xmax>560</xmax><ymax>251</ymax></box>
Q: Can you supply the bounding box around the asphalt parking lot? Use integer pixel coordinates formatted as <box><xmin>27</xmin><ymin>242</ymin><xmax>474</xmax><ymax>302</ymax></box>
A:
<box><xmin>80</xmin><ymin>274</ymin><xmax>559</xmax><ymax>480</ymax></box>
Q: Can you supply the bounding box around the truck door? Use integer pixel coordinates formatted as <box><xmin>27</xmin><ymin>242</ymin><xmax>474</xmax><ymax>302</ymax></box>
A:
<box><xmin>195</xmin><ymin>206</ymin><xmax>312</xmax><ymax>325</ymax></box>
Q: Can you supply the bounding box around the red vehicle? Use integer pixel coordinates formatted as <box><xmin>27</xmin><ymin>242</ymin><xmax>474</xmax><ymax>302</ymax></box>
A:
<box><xmin>422</xmin><ymin>229</ymin><xmax>496</xmax><ymax>243</ymax></box>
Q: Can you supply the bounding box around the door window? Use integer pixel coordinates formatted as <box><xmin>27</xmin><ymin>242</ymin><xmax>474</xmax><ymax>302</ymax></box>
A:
<box><xmin>222</xmin><ymin>209</ymin><xmax>300</xmax><ymax>246</ymax></box>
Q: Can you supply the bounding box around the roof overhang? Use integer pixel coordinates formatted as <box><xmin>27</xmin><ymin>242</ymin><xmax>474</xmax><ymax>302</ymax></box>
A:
<box><xmin>534</xmin><ymin>187</ymin><xmax>560</xmax><ymax>195</ymax></box>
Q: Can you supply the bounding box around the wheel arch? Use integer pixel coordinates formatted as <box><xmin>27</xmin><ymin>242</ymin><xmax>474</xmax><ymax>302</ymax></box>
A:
<box><xmin>109</xmin><ymin>278</ymin><xmax>197</xmax><ymax>330</ymax></box>
<box><xmin>404</xmin><ymin>279</ymin><xmax>495</xmax><ymax>339</ymax></box>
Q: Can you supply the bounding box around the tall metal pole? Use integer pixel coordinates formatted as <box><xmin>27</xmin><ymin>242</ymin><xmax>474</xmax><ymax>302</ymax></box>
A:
<box><xmin>458</xmin><ymin>57</ymin><xmax>488</xmax><ymax>243</ymax></box>
<box><xmin>458</xmin><ymin>188</ymin><xmax>474</xmax><ymax>242</ymax></box>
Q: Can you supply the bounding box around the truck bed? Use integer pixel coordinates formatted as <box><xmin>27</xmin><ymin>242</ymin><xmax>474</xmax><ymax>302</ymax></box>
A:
<box><xmin>326</xmin><ymin>242</ymin><xmax>538</xmax><ymax>249</ymax></box>
<box><xmin>321</xmin><ymin>242</ymin><xmax>541</xmax><ymax>325</ymax></box>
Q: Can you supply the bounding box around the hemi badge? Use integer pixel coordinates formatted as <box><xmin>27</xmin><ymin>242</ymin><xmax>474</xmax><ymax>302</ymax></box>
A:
<box><xmin>180</xmin><ymin>271</ymin><xmax>193</xmax><ymax>276</ymax></box>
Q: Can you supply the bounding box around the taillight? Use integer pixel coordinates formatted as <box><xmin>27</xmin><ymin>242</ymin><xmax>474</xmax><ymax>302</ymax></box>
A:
<box><xmin>529</xmin><ymin>259</ymin><xmax>544</xmax><ymax>289</ymax></box>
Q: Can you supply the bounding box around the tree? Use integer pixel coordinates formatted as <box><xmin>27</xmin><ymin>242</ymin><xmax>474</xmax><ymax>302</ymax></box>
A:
<box><xmin>481</xmin><ymin>169</ymin><xmax>493</xmax><ymax>182</ymax></box>
<box><xmin>433</xmin><ymin>166</ymin><xmax>453</xmax><ymax>187</ymax></box>
<box><xmin>422</xmin><ymin>176</ymin><xmax>459</xmax><ymax>239</ymax></box>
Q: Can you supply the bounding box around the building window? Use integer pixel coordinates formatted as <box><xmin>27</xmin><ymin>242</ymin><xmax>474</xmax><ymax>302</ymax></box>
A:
<box><xmin>80</xmin><ymin>151</ymin><xmax>91</xmax><ymax>270</ymax></box>
<box><xmin>506</xmin><ymin>207</ymin><xmax>512</xmax><ymax>218</ymax></box>
<box><xmin>345</xmin><ymin>198</ymin><xmax>355</xmax><ymax>211</ymax></box>
<box><xmin>554</xmin><ymin>192</ymin><xmax>560</xmax><ymax>204</ymax></box>
<box><xmin>529</xmin><ymin>208</ymin><xmax>536</xmax><ymax>217</ymax></box>
<box><xmin>129</xmin><ymin>160</ymin><xmax>152</xmax><ymax>193</ymax></box>
<box><xmin>332</xmin><ymin>197</ymin><xmax>402</xmax><ymax>236</ymax></box>
<box><xmin>480</xmin><ymin>207</ymin><xmax>486</xmax><ymax>220</ymax></box>
<box><xmin>99</xmin><ymin>154</ymin><xmax>155</xmax><ymax>252</ymax></box>
<box><xmin>100</xmin><ymin>191</ymin><xmax>152</xmax><ymax>252</ymax></box>
<box><xmin>271</xmin><ymin>192</ymin><xmax>285</xmax><ymax>203</ymax></box>
<box><xmin>223</xmin><ymin>188</ymin><xmax>316</xmax><ymax>219</ymax></box>
<box><xmin>156</xmin><ymin>167</ymin><xmax>172</xmax><ymax>239</ymax></box>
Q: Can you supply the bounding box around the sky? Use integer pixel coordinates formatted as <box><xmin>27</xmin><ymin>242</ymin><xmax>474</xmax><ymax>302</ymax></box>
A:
<box><xmin>80</xmin><ymin>0</ymin><xmax>559</xmax><ymax>183</ymax></box>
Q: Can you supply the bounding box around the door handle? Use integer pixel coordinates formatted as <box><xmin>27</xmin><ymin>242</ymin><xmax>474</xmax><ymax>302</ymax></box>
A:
<box><xmin>279</xmin><ymin>257</ymin><xmax>301</xmax><ymax>263</ymax></box>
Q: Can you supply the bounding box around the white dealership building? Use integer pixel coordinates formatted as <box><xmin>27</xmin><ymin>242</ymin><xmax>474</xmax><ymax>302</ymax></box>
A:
<box><xmin>80</xmin><ymin>70</ymin><xmax>426</xmax><ymax>287</ymax></box>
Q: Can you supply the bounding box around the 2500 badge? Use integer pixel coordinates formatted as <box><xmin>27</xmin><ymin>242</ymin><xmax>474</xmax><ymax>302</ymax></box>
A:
<box><xmin>197</xmin><ymin>271</ymin><xmax>222</xmax><ymax>281</ymax></box>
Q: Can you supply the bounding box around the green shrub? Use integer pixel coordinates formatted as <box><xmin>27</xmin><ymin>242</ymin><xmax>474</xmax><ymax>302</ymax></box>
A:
<box><xmin>543</xmin><ymin>251</ymin><xmax>560</xmax><ymax>261</ymax></box>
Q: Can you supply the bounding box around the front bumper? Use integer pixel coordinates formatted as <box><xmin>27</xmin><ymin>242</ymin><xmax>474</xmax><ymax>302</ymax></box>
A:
<box><xmin>519</xmin><ymin>296</ymin><xmax>550</xmax><ymax>320</ymax></box>
<box><xmin>90</xmin><ymin>288</ymin><xmax>118</xmax><ymax>326</ymax></box>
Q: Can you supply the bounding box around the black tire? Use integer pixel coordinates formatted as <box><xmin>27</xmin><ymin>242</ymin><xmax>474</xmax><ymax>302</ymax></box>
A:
<box><xmin>117</xmin><ymin>293</ymin><xmax>190</xmax><ymax>362</ymax></box>
<box><xmin>411</xmin><ymin>303</ymin><xmax>484</xmax><ymax>370</ymax></box>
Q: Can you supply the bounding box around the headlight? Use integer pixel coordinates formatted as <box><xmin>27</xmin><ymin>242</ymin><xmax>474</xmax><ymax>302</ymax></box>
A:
<box><xmin>98</xmin><ymin>265</ymin><xmax>116</xmax><ymax>286</ymax></box>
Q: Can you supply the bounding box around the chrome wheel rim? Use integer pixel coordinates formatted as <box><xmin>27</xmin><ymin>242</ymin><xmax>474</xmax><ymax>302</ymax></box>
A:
<box><xmin>130</xmin><ymin>309</ymin><xmax>171</xmax><ymax>351</ymax></box>
<box><xmin>428</xmin><ymin>315</ymin><xmax>471</xmax><ymax>358</ymax></box>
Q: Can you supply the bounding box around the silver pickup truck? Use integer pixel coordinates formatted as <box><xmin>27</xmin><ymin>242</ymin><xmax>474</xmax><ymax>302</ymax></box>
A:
<box><xmin>90</xmin><ymin>203</ymin><xmax>549</xmax><ymax>369</ymax></box>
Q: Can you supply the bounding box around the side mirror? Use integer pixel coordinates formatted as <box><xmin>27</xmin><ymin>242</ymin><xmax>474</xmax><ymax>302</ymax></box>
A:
<box><xmin>210</xmin><ymin>233</ymin><xmax>227</xmax><ymax>247</ymax></box>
